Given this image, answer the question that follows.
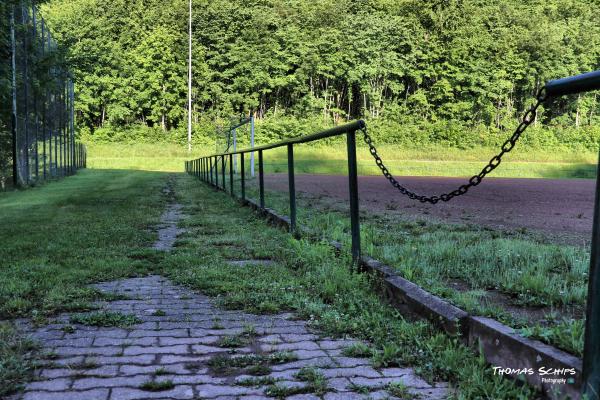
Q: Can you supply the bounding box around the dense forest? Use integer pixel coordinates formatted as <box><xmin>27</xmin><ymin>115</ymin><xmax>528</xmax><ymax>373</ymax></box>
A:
<box><xmin>7</xmin><ymin>0</ymin><xmax>600</xmax><ymax>148</ymax></box>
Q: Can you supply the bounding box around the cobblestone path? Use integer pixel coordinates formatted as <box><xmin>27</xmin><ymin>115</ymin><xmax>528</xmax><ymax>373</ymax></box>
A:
<box><xmin>14</xmin><ymin>276</ymin><xmax>450</xmax><ymax>400</ymax></box>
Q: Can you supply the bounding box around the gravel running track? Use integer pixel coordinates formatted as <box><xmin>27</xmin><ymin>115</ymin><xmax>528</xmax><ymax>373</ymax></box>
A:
<box><xmin>263</xmin><ymin>174</ymin><xmax>596</xmax><ymax>243</ymax></box>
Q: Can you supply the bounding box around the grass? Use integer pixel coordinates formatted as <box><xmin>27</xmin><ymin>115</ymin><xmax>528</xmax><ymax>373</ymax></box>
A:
<box><xmin>0</xmin><ymin>146</ymin><xmax>572</xmax><ymax>398</ymax></box>
<box><xmin>387</xmin><ymin>381</ymin><xmax>414</xmax><ymax>399</ymax></box>
<box><xmin>86</xmin><ymin>142</ymin><xmax>598</xmax><ymax>179</ymax></box>
<box><xmin>216</xmin><ymin>335</ymin><xmax>246</xmax><ymax>348</ymax></box>
<box><xmin>0</xmin><ymin>169</ymin><xmax>166</xmax><ymax>319</ymax></box>
<box><xmin>240</xmin><ymin>183</ymin><xmax>588</xmax><ymax>355</ymax></box>
<box><xmin>70</xmin><ymin>311</ymin><xmax>141</xmax><ymax>327</ymax></box>
<box><xmin>164</xmin><ymin>174</ymin><xmax>538</xmax><ymax>398</ymax></box>
<box><xmin>139</xmin><ymin>379</ymin><xmax>175</xmax><ymax>391</ymax></box>
<box><xmin>237</xmin><ymin>376</ymin><xmax>279</xmax><ymax>387</ymax></box>
<box><xmin>0</xmin><ymin>323</ymin><xmax>38</xmax><ymax>397</ymax></box>
<box><xmin>341</xmin><ymin>343</ymin><xmax>373</xmax><ymax>358</ymax></box>
<box><xmin>0</xmin><ymin>168</ymin><xmax>167</xmax><ymax>394</ymax></box>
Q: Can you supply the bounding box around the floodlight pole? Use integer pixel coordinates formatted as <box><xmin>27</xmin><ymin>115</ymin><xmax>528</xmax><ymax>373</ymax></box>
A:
<box><xmin>187</xmin><ymin>0</ymin><xmax>192</xmax><ymax>153</ymax></box>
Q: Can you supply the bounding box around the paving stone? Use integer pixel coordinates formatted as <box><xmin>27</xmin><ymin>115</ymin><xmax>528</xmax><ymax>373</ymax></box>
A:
<box><xmin>123</xmin><ymin>344</ymin><xmax>189</xmax><ymax>356</ymax></box>
<box><xmin>286</xmin><ymin>394</ymin><xmax>320</xmax><ymax>400</ymax></box>
<box><xmin>13</xmin><ymin>276</ymin><xmax>449</xmax><ymax>400</ymax></box>
<box><xmin>93</xmin><ymin>337</ymin><xmax>157</xmax><ymax>347</ymax></box>
<box><xmin>25</xmin><ymin>378</ymin><xmax>72</xmax><ymax>391</ymax></box>
<box><xmin>110</xmin><ymin>385</ymin><xmax>194</xmax><ymax>400</ymax></box>
<box><xmin>73</xmin><ymin>375</ymin><xmax>147</xmax><ymax>390</ymax></box>
<box><xmin>326</xmin><ymin>377</ymin><xmax>351</xmax><ymax>391</ymax></box>
<box><xmin>54</xmin><ymin>345</ymin><xmax>122</xmax><ymax>356</ymax></box>
<box><xmin>323</xmin><ymin>392</ymin><xmax>364</xmax><ymax>400</ymax></box>
<box><xmin>196</xmin><ymin>384</ymin><xmax>262</xmax><ymax>397</ymax></box>
<box><xmin>128</xmin><ymin>329</ymin><xmax>188</xmax><ymax>338</ymax></box>
<box><xmin>120</xmin><ymin>363</ymin><xmax>197</xmax><ymax>376</ymax></box>
<box><xmin>349</xmin><ymin>376</ymin><xmax>405</xmax><ymax>387</ymax></box>
<box><xmin>23</xmin><ymin>389</ymin><xmax>109</xmax><ymax>400</ymax></box>
<box><xmin>322</xmin><ymin>366</ymin><xmax>382</xmax><ymax>378</ymax></box>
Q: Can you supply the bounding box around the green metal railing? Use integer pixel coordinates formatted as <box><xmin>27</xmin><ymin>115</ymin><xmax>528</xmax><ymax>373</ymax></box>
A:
<box><xmin>186</xmin><ymin>120</ymin><xmax>364</xmax><ymax>260</ymax></box>
<box><xmin>187</xmin><ymin>70</ymin><xmax>600</xmax><ymax>399</ymax></box>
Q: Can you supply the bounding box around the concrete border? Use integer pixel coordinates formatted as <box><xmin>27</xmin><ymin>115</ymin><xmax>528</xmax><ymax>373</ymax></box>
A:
<box><xmin>238</xmin><ymin>195</ymin><xmax>582</xmax><ymax>399</ymax></box>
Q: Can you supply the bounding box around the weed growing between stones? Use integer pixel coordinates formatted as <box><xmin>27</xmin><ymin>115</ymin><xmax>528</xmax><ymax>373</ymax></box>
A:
<box><xmin>70</xmin><ymin>311</ymin><xmax>141</xmax><ymax>327</ymax></box>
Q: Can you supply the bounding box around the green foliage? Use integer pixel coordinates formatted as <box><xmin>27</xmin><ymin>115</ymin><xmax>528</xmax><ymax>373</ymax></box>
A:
<box><xmin>520</xmin><ymin>318</ymin><xmax>585</xmax><ymax>357</ymax></box>
<box><xmin>139</xmin><ymin>379</ymin><xmax>175</xmax><ymax>392</ymax></box>
<box><xmin>0</xmin><ymin>323</ymin><xmax>38</xmax><ymax>397</ymax></box>
<box><xmin>38</xmin><ymin>0</ymin><xmax>600</xmax><ymax>147</ymax></box>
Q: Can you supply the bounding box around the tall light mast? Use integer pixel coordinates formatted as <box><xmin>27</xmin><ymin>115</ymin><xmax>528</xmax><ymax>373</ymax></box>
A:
<box><xmin>187</xmin><ymin>0</ymin><xmax>193</xmax><ymax>152</ymax></box>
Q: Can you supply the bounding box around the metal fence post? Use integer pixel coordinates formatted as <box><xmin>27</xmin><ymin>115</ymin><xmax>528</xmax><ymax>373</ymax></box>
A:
<box><xmin>347</xmin><ymin>129</ymin><xmax>361</xmax><ymax>262</ymax></box>
<box><xmin>215</xmin><ymin>156</ymin><xmax>219</xmax><ymax>188</ymax></box>
<box><xmin>221</xmin><ymin>155</ymin><xmax>225</xmax><ymax>190</ymax></box>
<box><xmin>241</xmin><ymin>153</ymin><xmax>245</xmax><ymax>200</ymax></box>
<box><xmin>288</xmin><ymin>144</ymin><xmax>296</xmax><ymax>235</ymax></box>
<box><xmin>10</xmin><ymin>7</ymin><xmax>18</xmax><ymax>187</ymax></box>
<box><xmin>259</xmin><ymin>149</ymin><xmax>265</xmax><ymax>208</ymax></box>
<box><xmin>210</xmin><ymin>157</ymin><xmax>214</xmax><ymax>185</ymax></box>
<box><xmin>583</xmin><ymin>152</ymin><xmax>600</xmax><ymax>399</ymax></box>
<box><xmin>229</xmin><ymin>154</ymin><xmax>234</xmax><ymax>196</ymax></box>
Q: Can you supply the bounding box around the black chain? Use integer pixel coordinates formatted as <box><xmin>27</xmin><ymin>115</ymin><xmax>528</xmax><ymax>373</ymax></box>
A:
<box><xmin>362</xmin><ymin>89</ymin><xmax>547</xmax><ymax>204</ymax></box>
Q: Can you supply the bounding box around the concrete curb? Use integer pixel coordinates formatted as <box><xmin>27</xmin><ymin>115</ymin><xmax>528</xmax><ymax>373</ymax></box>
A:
<box><xmin>237</xmin><ymin>195</ymin><xmax>582</xmax><ymax>399</ymax></box>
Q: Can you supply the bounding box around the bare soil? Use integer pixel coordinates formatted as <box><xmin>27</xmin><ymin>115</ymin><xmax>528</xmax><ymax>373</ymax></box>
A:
<box><xmin>264</xmin><ymin>174</ymin><xmax>596</xmax><ymax>245</ymax></box>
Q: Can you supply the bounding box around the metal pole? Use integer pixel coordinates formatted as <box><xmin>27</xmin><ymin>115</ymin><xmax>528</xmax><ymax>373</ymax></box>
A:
<box><xmin>287</xmin><ymin>144</ymin><xmax>296</xmax><ymax>235</ymax></box>
<box><xmin>259</xmin><ymin>149</ymin><xmax>264</xmax><ymax>208</ymax></box>
<box><xmin>10</xmin><ymin>8</ymin><xmax>18</xmax><ymax>187</ymax></box>
<box><xmin>215</xmin><ymin>156</ymin><xmax>219</xmax><ymax>188</ymax></box>
<box><xmin>241</xmin><ymin>153</ymin><xmax>245</xmax><ymax>201</ymax></box>
<box><xmin>583</xmin><ymin>152</ymin><xmax>600</xmax><ymax>399</ymax></box>
<box><xmin>22</xmin><ymin>4</ymin><xmax>30</xmax><ymax>183</ymax></box>
<box><xmin>32</xmin><ymin>5</ymin><xmax>39</xmax><ymax>181</ymax></box>
<box><xmin>187</xmin><ymin>0</ymin><xmax>192</xmax><ymax>153</ymax></box>
<box><xmin>210</xmin><ymin>157</ymin><xmax>213</xmax><ymax>186</ymax></box>
<box><xmin>233</xmin><ymin>129</ymin><xmax>237</xmax><ymax>173</ymax></box>
<box><xmin>229</xmin><ymin>154</ymin><xmax>234</xmax><ymax>196</ymax></box>
<box><xmin>250</xmin><ymin>115</ymin><xmax>255</xmax><ymax>177</ymax></box>
<box><xmin>221</xmin><ymin>155</ymin><xmax>225</xmax><ymax>190</ymax></box>
<box><xmin>347</xmin><ymin>130</ymin><xmax>361</xmax><ymax>261</ymax></box>
<box><xmin>70</xmin><ymin>80</ymin><xmax>75</xmax><ymax>174</ymax></box>
<box><xmin>41</xmin><ymin>19</ymin><xmax>47</xmax><ymax>180</ymax></box>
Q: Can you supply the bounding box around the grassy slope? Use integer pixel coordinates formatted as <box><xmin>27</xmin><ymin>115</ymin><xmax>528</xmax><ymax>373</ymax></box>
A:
<box><xmin>87</xmin><ymin>142</ymin><xmax>599</xmax><ymax>178</ymax></box>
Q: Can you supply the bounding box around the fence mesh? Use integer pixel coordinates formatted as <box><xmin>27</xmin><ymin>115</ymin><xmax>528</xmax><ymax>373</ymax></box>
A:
<box><xmin>1</xmin><ymin>1</ymin><xmax>85</xmax><ymax>190</ymax></box>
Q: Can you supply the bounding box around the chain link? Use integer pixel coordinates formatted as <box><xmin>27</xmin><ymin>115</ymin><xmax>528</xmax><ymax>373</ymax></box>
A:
<box><xmin>362</xmin><ymin>89</ymin><xmax>547</xmax><ymax>204</ymax></box>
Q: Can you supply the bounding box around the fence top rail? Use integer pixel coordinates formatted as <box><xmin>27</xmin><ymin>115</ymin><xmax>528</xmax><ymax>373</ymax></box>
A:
<box><xmin>199</xmin><ymin>119</ymin><xmax>366</xmax><ymax>159</ymax></box>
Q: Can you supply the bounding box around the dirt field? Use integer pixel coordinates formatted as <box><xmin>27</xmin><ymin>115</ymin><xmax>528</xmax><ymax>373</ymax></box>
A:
<box><xmin>264</xmin><ymin>174</ymin><xmax>596</xmax><ymax>244</ymax></box>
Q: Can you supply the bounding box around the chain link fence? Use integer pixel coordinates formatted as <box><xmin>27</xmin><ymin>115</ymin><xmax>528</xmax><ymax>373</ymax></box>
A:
<box><xmin>1</xmin><ymin>1</ymin><xmax>86</xmax><ymax>191</ymax></box>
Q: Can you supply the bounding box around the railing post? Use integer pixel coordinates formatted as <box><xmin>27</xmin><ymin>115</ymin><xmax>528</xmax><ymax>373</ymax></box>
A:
<box><xmin>229</xmin><ymin>154</ymin><xmax>234</xmax><ymax>196</ymax></box>
<box><xmin>288</xmin><ymin>144</ymin><xmax>296</xmax><ymax>235</ymax></box>
<box><xmin>583</xmin><ymin>151</ymin><xmax>600</xmax><ymax>400</ymax></box>
<box><xmin>259</xmin><ymin>149</ymin><xmax>265</xmax><ymax>208</ymax></box>
<box><xmin>221</xmin><ymin>155</ymin><xmax>225</xmax><ymax>191</ymax></box>
<box><xmin>210</xmin><ymin>157</ymin><xmax>214</xmax><ymax>186</ymax></box>
<box><xmin>241</xmin><ymin>152</ymin><xmax>246</xmax><ymax>201</ymax></box>
<box><xmin>215</xmin><ymin>156</ymin><xmax>219</xmax><ymax>188</ymax></box>
<box><xmin>347</xmin><ymin>129</ymin><xmax>361</xmax><ymax>262</ymax></box>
